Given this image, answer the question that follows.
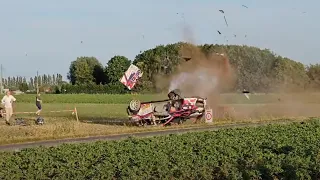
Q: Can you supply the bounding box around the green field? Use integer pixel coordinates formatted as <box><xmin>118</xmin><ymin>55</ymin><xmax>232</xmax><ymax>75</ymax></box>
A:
<box><xmin>5</xmin><ymin>102</ymin><xmax>316</xmax><ymax>145</ymax></box>
<box><xmin>1</xmin><ymin>118</ymin><xmax>319</xmax><ymax>179</ymax></box>
<box><xmin>11</xmin><ymin>92</ymin><xmax>320</xmax><ymax>104</ymax></box>
<box><xmin>0</xmin><ymin>92</ymin><xmax>319</xmax><ymax>145</ymax></box>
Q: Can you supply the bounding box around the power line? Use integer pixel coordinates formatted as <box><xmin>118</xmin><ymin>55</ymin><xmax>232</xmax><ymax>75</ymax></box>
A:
<box><xmin>0</xmin><ymin>64</ymin><xmax>3</xmax><ymax>94</ymax></box>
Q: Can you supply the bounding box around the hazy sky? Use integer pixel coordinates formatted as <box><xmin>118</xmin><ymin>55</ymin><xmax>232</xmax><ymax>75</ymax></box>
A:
<box><xmin>0</xmin><ymin>0</ymin><xmax>318</xmax><ymax>80</ymax></box>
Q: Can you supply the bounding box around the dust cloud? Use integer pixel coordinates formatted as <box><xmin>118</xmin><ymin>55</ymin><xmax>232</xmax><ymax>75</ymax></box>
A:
<box><xmin>155</xmin><ymin>25</ymin><xmax>320</xmax><ymax>120</ymax></box>
<box><xmin>155</xmin><ymin>25</ymin><xmax>236</xmax><ymax>110</ymax></box>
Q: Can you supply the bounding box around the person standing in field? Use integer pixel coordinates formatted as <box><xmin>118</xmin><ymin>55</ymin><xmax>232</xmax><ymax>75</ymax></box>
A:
<box><xmin>1</xmin><ymin>90</ymin><xmax>16</xmax><ymax>125</ymax></box>
<box><xmin>35</xmin><ymin>93</ymin><xmax>42</xmax><ymax>115</ymax></box>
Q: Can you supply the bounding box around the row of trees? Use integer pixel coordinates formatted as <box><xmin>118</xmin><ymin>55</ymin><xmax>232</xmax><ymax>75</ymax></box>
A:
<box><xmin>3</xmin><ymin>42</ymin><xmax>320</xmax><ymax>93</ymax></box>
<box><xmin>66</xmin><ymin>42</ymin><xmax>320</xmax><ymax>93</ymax></box>
<box><xmin>2</xmin><ymin>74</ymin><xmax>64</xmax><ymax>92</ymax></box>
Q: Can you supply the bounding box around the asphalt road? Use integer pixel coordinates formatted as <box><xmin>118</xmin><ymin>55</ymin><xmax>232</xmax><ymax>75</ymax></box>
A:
<box><xmin>0</xmin><ymin>119</ymin><xmax>303</xmax><ymax>152</ymax></box>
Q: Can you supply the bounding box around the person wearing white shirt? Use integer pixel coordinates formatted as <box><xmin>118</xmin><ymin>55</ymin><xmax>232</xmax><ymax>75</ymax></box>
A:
<box><xmin>1</xmin><ymin>91</ymin><xmax>16</xmax><ymax>124</ymax></box>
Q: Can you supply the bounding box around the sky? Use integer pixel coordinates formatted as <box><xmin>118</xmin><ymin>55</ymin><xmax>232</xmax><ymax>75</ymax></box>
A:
<box><xmin>0</xmin><ymin>0</ymin><xmax>318</xmax><ymax>81</ymax></box>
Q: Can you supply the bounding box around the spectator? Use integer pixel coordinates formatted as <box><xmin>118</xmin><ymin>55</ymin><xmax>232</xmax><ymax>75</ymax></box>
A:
<box><xmin>1</xmin><ymin>91</ymin><xmax>16</xmax><ymax>125</ymax></box>
<box><xmin>35</xmin><ymin>93</ymin><xmax>42</xmax><ymax>115</ymax></box>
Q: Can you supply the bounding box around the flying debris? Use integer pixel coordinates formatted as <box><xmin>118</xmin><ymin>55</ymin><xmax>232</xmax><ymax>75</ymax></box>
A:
<box><xmin>245</xmin><ymin>35</ymin><xmax>247</xmax><ymax>38</ymax></box>
<box><xmin>25</xmin><ymin>52</ymin><xmax>27</xmax><ymax>56</ymax></box>
<box><xmin>182</xmin><ymin>57</ymin><xmax>192</xmax><ymax>61</ymax></box>
<box><xmin>242</xmin><ymin>89</ymin><xmax>250</xmax><ymax>100</ymax></box>
<box><xmin>242</xmin><ymin>5</ymin><xmax>248</xmax><ymax>8</ymax></box>
<box><xmin>223</xmin><ymin>16</ymin><xmax>228</xmax><ymax>27</ymax></box>
<box><xmin>234</xmin><ymin>34</ymin><xmax>236</xmax><ymax>37</ymax></box>
<box><xmin>217</xmin><ymin>30</ymin><xmax>221</xmax><ymax>35</ymax></box>
<box><xmin>218</xmin><ymin>10</ymin><xmax>228</xmax><ymax>27</ymax></box>
<box><xmin>80</xmin><ymin>41</ymin><xmax>83</xmax><ymax>43</ymax></box>
<box><xmin>120</xmin><ymin>64</ymin><xmax>143</xmax><ymax>90</ymax></box>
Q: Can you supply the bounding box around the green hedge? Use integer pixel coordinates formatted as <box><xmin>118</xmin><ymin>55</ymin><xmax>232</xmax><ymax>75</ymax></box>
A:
<box><xmin>1</xmin><ymin>119</ymin><xmax>320</xmax><ymax>179</ymax></box>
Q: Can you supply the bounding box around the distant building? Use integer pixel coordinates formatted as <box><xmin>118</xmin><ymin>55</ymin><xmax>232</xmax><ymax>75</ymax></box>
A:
<box><xmin>12</xmin><ymin>90</ymin><xmax>24</xmax><ymax>95</ymax></box>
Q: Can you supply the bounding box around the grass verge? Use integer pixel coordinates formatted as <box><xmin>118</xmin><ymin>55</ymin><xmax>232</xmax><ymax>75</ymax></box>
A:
<box><xmin>11</xmin><ymin>93</ymin><xmax>320</xmax><ymax>104</ymax></box>
<box><xmin>0</xmin><ymin>115</ymin><xmax>310</xmax><ymax>145</ymax></box>
<box><xmin>1</xmin><ymin>102</ymin><xmax>319</xmax><ymax>145</ymax></box>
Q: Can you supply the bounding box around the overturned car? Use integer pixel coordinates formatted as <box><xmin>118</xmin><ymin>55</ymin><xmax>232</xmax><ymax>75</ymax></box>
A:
<box><xmin>127</xmin><ymin>89</ymin><xmax>207</xmax><ymax>126</ymax></box>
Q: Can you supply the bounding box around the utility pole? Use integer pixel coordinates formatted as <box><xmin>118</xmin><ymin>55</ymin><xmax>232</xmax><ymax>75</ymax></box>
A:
<box><xmin>36</xmin><ymin>71</ymin><xmax>39</xmax><ymax>94</ymax></box>
<box><xmin>0</xmin><ymin>64</ymin><xmax>3</xmax><ymax>94</ymax></box>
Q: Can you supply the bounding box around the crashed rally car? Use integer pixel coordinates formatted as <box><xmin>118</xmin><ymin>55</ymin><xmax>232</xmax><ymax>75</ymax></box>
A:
<box><xmin>127</xmin><ymin>89</ymin><xmax>207</xmax><ymax>126</ymax></box>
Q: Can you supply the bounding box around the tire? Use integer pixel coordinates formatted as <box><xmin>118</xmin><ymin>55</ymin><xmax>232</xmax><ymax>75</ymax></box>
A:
<box><xmin>168</xmin><ymin>89</ymin><xmax>182</xmax><ymax>100</ymax></box>
<box><xmin>129</xmin><ymin>99</ymin><xmax>141</xmax><ymax>112</ymax></box>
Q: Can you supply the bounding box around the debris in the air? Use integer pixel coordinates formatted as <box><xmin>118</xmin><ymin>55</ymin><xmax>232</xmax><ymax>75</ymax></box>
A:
<box><xmin>182</xmin><ymin>57</ymin><xmax>192</xmax><ymax>61</ymax></box>
<box><xmin>242</xmin><ymin>89</ymin><xmax>250</xmax><ymax>100</ymax></box>
<box><xmin>234</xmin><ymin>34</ymin><xmax>236</xmax><ymax>37</ymax></box>
<box><xmin>218</xmin><ymin>10</ymin><xmax>228</xmax><ymax>27</ymax></box>
<box><xmin>223</xmin><ymin>16</ymin><xmax>228</xmax><ymax>27</ymax></box>
<box><xmin>245</xmin><ymin>35</ymin><xmax>247</xmax><ymax>38</ymax></box>
<box><xmin>80</xmin><ymin>41</ymin><xmax>83</xmax><ymax>43</ymax></box>
<box><xmin>120</xmin><ymin>64</ymin><xmax>143</xmax><ymax>90</ymax></box>
<box><xmin>25</xmin><ymin>52</ymin><xmax>27</xmax><ymax>56</ymax></box>
<box><xmin>302</xmin><ymin>11</ymin><xmax>306</xmax><ymax>13</ymax></box>
<box><xmin>217</xmin><ymin>30</ymin><xmax>221</xmax><ymax>35</ymax></box>
<box><xmin>242</xmin><ymin>5</ymin><xmax>248</xmax><ymax>8</ymax></box>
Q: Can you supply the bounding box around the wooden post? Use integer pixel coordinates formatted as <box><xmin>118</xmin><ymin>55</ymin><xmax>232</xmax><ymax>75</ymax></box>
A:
<box><xmin>74</xmin><ymin>107</ymin><xmax>79</xmax><ymax>122</ymax></box>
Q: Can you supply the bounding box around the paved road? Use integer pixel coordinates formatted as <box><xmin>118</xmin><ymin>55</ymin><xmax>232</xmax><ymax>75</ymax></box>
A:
<box><xmin>0</xmin><ymin>120</ymin><xmax>303</xmax><ymax>151</ymax></box>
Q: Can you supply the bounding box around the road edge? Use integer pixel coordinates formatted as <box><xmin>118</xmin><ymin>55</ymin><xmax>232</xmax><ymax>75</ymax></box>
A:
<box><xmin>0</xmin><ymin>119</ymin><xmax>306</xmax><ymax>151</ymax></box>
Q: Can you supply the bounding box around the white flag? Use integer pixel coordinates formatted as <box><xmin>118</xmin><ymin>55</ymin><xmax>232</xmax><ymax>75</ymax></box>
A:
<box><xmin>120</xmin><ymin>64</ymin><xmax>143</xmax><ymax>90</ymax></box>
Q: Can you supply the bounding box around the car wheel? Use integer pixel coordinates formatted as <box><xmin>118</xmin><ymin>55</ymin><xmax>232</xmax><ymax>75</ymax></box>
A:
<box><xmin>168</xmin><ymin>89</ymin><xmax>182</xmax><ymax>100</ymax></box>
<box><xmin>129</xmin><ymin>99</ymin><xmax>141</xmax><ymax>112</ymax></box>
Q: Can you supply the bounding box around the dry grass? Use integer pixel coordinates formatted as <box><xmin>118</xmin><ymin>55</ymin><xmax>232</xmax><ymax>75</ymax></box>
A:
<box><xmin>0</xmin><ymin>115</ymin><xmax>310</xmax><ymax>145</ymax></box>
<box><xmin>0</xmin><ymin>102</ymin><xmax>319</xmax><ymax>145</ymax></box>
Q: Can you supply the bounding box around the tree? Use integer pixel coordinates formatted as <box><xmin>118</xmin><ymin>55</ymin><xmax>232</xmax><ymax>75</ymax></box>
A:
<box><xmin>105</xmin><ymin>55</ymin><xmax>131</xmax><ymax>83</ymax></box>
<box><xmin>73</xmin><ymin>60</ymin><xmax>94</xmax><ymax>85</ymax></box>
<box><xmin>306</xmin><ymin>64</ymin><xmax>320</xmax><ymax>89</ymax></box>
<box><xmin>18</xmin><ymin>82</ymin><xmax>28</xmax><ymax>92</ymax></box>
<box><xmin>67</xmin><ymin>56</ymin><xmax>105</xmax><ymax>85</ymax></box>
<box><xmin>270</xmin><ymin>56</ymin><xmax>309</xmax><ymax>92</ymax></box>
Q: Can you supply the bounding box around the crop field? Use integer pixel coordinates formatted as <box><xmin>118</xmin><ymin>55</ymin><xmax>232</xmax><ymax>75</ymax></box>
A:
<box><xmin>0</xmin><ymin>93</ymin><xmax>320</xmax><ymax>145</ymax></box>
<box><xmin>1</xmin><ymin>118</ymin><xmax>320</xmax><ymax>179</ymax></box>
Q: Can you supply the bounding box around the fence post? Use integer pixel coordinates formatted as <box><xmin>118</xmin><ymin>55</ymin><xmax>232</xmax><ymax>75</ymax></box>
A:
<box><xmin>74</xmin><ymin>107</ymin><xmax>79</xmax><ymax>122</ymax></box>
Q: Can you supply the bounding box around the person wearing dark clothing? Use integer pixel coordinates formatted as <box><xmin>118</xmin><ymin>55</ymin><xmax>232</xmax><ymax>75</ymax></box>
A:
<box><xmin>35</xmin><ymin>93</ymin><xmax>42</xmax><ymax>115</ymax></box>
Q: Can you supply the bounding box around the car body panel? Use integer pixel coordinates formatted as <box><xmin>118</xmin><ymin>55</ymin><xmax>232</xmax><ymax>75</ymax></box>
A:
<box><xmin>127</xmin><ymin>90</ymin><xmax>207</xmax><ymax>126</ymax></box>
